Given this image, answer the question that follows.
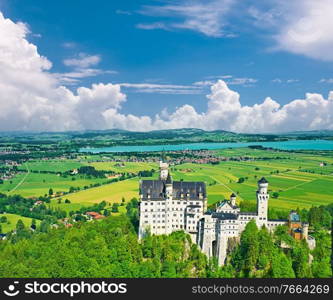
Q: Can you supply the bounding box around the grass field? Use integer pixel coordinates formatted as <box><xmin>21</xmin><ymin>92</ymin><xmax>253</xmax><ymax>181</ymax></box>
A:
<box><xmin>1</xmin><ymin>148</ymin><xmax>332</xmax><ymax>211</ymax></box>
<box><xmin>171</xmin><ymin>161</ymin><xmax>333</xmax><ymax>209</ymax></box>
<box><xmin>0</xmin><ymin>213</ymin><xmax>40</xmax><ymax>233</ymax></box>
<box><xmin>88</xmin><ymin>161</ymin><xmax>157</xmax><ymax>173</ymax></box>
<box><xmin>0</xmin><ymin>166</ymin><xmax>108</xmax><ymax>198</ymax></box>
<box><xmin>25</xmin><ymin>159</ymin><xmax>83</xmax><ymax>172</ymax></box>
<box><xmin>50</xmin><ymin>178</ymin><xmax>139</xmax><ymax>212</ymax></box>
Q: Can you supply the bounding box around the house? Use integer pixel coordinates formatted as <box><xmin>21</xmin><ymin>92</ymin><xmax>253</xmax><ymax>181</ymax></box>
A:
<box><xmin>85</xmin><ymin>211</ymin><xmax>105</xmax><ymax>220</ymax></box>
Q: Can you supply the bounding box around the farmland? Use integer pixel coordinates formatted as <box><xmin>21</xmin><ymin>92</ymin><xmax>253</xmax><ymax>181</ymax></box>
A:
<box><xmin>1</xmin><ymin>147</ymin><xmax>333</xmax><ymax>215</ymax></box>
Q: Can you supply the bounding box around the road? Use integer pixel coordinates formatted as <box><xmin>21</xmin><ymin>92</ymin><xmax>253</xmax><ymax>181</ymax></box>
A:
<box><xmin>9</xmin><ymin>163</ymin><xmax>30</xmax><ymax>194</ymax></box>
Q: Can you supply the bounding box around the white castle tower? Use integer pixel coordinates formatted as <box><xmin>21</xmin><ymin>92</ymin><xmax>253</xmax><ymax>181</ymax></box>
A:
<box><xmin>159</xmin><ymin>161</ymin><xmax>169</xmax><ymax>180</ymax></box>
<box><xmin>230</xmin><ymin>193</ymin><xmax>237</xmax><ymax>207</ymax></box>
<box><xmin>256</xmin><ymin>177</ymin><xmax>269</xmax><ymax>227</ymax></box>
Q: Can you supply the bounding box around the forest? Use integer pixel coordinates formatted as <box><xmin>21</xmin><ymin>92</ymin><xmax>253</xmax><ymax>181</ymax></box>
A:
<box><xmin>0</xmin><ymin>204</ymin><xmax>331</xmax><ymax>278</ymax></box>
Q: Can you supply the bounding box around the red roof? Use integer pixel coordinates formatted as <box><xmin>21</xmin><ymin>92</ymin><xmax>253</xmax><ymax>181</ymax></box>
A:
<box><xmin>86</xmin><ymin>211</ymin><xmax>105</xmax><ymax>219</ymax></box>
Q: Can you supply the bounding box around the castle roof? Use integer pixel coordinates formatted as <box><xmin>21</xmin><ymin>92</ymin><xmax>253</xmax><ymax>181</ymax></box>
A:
<box><xmin>140</xmin><ymin>179</ymin><xmax>206</xmax><ymax>201</ymax></box>
<box><xmin>210</xmin><ymin>212</ymin><xmax>238</xmax><ymax>220</ymax></box>
<box><xmin>217</xmin><ymin>199</ymin><xmax>238</xmax><ymax>210</ymax></box>
<box><xmin>258</xmin><ymin>177</ymin><xmax>268</xmax><ymax>184</ymax></box>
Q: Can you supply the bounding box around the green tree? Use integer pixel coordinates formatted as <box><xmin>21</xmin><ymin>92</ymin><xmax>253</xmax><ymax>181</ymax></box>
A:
<box><xmin>0</xmin><ymin>216</ymin><xmax>7</xmax><ymax>223</ymax></box>
<box><xmin>269</xmin><ymin>250</ymin><xmax>295</xmax><ymax>278</ymax></box>
<box><xmin>16</xmin><ymin>219</ymin><xmax>25</xmax><ymax>232</ymax></box>
<box><xmin>237</xmin><ymin>177</ymin><xmax>245</xmax><ymax>183</ymax></box>
<box><xmin>291</xmin><ymin>240</ymin><xmax>312</xmax><ymax>278</ymax></box>
<box><xmin>111</xmin><ymin>203</ymin><xmax>119</xmax><ymax>213</ymax></box>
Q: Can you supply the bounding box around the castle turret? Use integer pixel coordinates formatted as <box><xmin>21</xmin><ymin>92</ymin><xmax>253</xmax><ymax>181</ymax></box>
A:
<box><xmin>256</xmin><ymin>177</ymin><xmax>269</xmax><ymax>227</ymax></box>
<box><xmin>230</xmin><ymin>193</ymin><xmax>236</xmax><ymax>207</ymax></box>
<box><xmin>165</xmin><ymin>172</ymin><xmax>173</xmax><ymax>199</ymax></box>
<box><xmin>302</xmin><ymin>223</ymin><xmax>309</xmax><ymax>240</ymax></box>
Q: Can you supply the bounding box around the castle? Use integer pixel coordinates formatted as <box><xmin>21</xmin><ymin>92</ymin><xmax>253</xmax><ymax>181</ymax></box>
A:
<box><xmin>138</xmin><ymin>161</ymin><xmax>315</xmax><ymax>265</ymax></box>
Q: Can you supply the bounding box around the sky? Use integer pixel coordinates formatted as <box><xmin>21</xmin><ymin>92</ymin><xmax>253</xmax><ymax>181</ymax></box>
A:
<box><xmin>0</xmin><ymin>0</ymin><xmax>332</xmax><ymax>133</ymax></box>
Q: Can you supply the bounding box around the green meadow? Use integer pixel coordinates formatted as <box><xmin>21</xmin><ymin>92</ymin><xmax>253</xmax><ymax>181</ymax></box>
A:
<box><xmin>0</xmin><ymin>213</ymin><xmax>40</xmax><ymax>233</ymax></box>
<box><xmin>88</xmin><ymin>161</ymin><xmax>157</xmax><ymax>173</ymax></box>
<box><xmin>0</xmin><ymin>167</ymin><xmax>108</xmax><ymax>198</ymax></box>
<box><xmin>25</xmin><ymin>159</ymin><xmax>83</xmax><ymax>172</ymax></box>
<box><xmin>1</xmin><ymin>148</ymin><xmax>332</xmax><ymax>212</ymax></box>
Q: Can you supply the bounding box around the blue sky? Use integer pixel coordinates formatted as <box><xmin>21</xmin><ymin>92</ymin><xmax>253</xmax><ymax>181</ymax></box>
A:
<box><xmin>0</xmin><ymin>0</ymin><xmax>332</xmax><ymax>132</ymax></box>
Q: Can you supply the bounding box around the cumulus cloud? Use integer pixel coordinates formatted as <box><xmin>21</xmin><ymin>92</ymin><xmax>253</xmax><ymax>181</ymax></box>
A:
<box><xmin>0</xmin><ymin>12</ymin><xmax>125</xmax><ymax>131</ymax></box>
<box><xmin>0</xmin><ymin>11</ymin><xmax>332</xmax><ymax>133</ymax></box>
<box><xmin>142</xmin><ymin>81</ymin><xmax>333</xmax><ymax>133</ymax></box>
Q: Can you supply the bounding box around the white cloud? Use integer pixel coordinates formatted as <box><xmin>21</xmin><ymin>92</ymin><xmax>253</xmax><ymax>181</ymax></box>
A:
<box><xmin>143</xmin><ymin>80</ymin><xmax>333</xmax><ymax>133</ymax></box>
<box><xmin>136</xmin><ymin>22</ymin><xmax>168</xmax><ymax>30</ymax></box>
<box><xmin>0</xmin><ymin>12</ymin><xmax>125</xmax><ymax>131</ymax></box>
<box><xmin>63</xmin><ymin>53</ymin><xmax>101</xmax><ymax>68</ymax></box>
<box><xmin>55</xmin><ymin>68</ymin><xmax>117</xmax><ymax>85</ymax></box>
<box><xmin>194</xmin><ymin>76</ymin><xmax>257</xmax><ymax>87</ymax></box>
<box><xmin>276</xmin><ymin>0</ymin><xmax>333</xmax><ymax>61</ymax></box>
<box><xmin>0</xmin><ymin>11</ymin><xmax>332</xmax><ymax>133</ymax></box>
<box><xmin>319</xmin><ymin>78</ymin><xmax>333</xmax><ymax>84</ymax></box>
<box><xmin>115</xmin><ymin>9</ymin><xmax>132</xmax><ymax>16</ymax></box>
<box><xmin>62</xmin><ymin>42</ymin><xmax>77</xmax><ymax>49</ymax></box>
<box><xmin>248</xmin><ymin>0</ymin><xmax>333</xmax><ymax>61</ymax></box>
<box><xmin>136</xmin><ymin>0</ymin><xmax>333</xmax><ymax>61</ymax></box>
<box><xmin>119</xmin><ymin>83</ymin><xmax>202</xmax><ymax>95</ymax></box>
<box><xmin>60</xmin><ymin>52</ymin><xmax>116</xmax><ymax>84</ymax></box>
<box><xmin>272</xmin><ymin>78</ymin><xmax>299</xmax><ymax>84</ymax></box>
<box><xmin>138</xmin><ymin>0</ymin><xmax>236</xmax><ymax>37</ymax></box>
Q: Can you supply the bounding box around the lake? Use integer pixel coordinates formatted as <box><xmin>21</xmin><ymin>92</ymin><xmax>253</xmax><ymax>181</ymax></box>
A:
<box><xmin>79</xmin><ymin>139</ymin><xmax>333</xmax><ymax>153</ymax></box>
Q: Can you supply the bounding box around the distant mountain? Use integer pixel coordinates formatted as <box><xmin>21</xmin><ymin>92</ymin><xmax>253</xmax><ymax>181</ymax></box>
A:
<box><xmin>0</xmin><ymin>128</ymin><xmax>332</xmax><ymax>145</ymax></box>
<box><xmin>281</xmin><ymin>130</ymin><xmax>333</xmax><ymax>137</ymax></box>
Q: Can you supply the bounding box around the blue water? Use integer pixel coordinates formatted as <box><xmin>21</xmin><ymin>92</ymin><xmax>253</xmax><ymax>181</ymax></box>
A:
<box><xmin>79</xmin><ymin>139</ymin><xmax>333</xmax><ymax>153</ymax></box>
